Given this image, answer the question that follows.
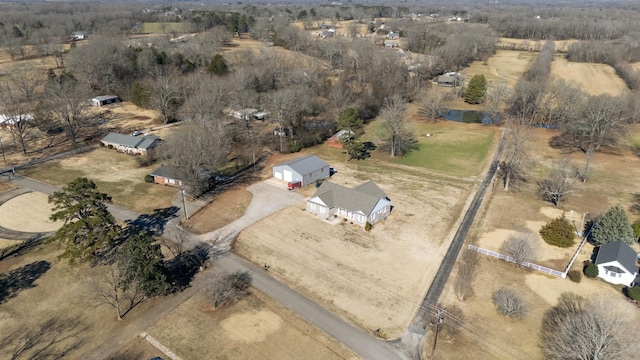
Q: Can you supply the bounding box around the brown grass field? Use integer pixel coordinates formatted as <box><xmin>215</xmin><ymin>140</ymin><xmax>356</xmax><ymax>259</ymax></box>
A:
<box><xmin>0</xmin><ymin>192</ymin><xmax>60</xmax><ymax>232</ymax></box>
<box><xmin>550</xmin><ymin>57</ymin><xmax>629</xmax><ymax>96</ymax></box>
<box><xmin>182</xmin><ymin>187</ymin><xmax>253</xmax><ymax>234</ymax></box>
<box><xmin>498</xmin><ymin>37</ymin><xmax>578</xmax><ymax>52</ymax></box>
<box><xmin>426</xmin><ymin>125</ymin><xmax>640</xmax><ymax>359</ymax></box>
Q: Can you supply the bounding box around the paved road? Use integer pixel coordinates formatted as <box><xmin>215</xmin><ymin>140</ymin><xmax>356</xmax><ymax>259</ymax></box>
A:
<box><xmin>217</xmin><ymin>254</ymin><xmax>408</xmax><ymax>360</ymax></box>
<box><xmin>408</xmin><ymin>128</ymin><xmax>506</xmax><ymax>336</ymax></box>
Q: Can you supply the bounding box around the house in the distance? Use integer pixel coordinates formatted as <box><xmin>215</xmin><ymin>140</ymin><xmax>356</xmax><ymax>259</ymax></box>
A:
<box><xmin>101</xmin><ymin>132</ymin><xmax>160</xmax><ymax>156</ymax></box>
<box><xmin>327</xmin><ymin>129</ymin><xmax>354</xmax><ymax>148</ymax></box>
<box><xmin>307</xmin><ymin>181</ymin><xmax>391</xmax><ymax>227</ymax></box>
<box><xmin>150</xmin><ymin>164</ymin><xmax>183</xmax><ymax>187</ymax></box>
<box><xmin>594</xmin><ymin>241</ymin><xmax>639</xmax><ymax>286</ymax></box>
<box><xmin>387</xmin><ymin>31</ymin><xmax>399</xmax><ymax>40</ymax></box>
<box><xmin>437</xmin><ymin>72</ymin><xmax>464</xmax><ymax>87</ymax></box>
<box><xmin>91</xmin><ymin>95</ymin><xmax>120</xmax><ymax>107</ymax></box>
<box><xmin>272</xmin><ymin>155</ymin><xmax>330</xmax><ymax>187</ymax></box>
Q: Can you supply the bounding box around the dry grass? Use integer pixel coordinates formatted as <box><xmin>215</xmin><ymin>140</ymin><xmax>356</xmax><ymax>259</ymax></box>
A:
<box><xmin>0</xmin><ymin>192</ymin><xmax>60</xmax><ymax>232</ymax></box>
<box><xmin>498</xmin><ymin>38</ymin><xmax>578</xmax><ymax>53</ymax></box>
<box><xmin>182</xmin><ymin>188</ymin><xmax>253</xmax><ymax>234</ymax></box>
<box><xmin>550</xmin><ymin>57</ymin><xmax>629</xmax><ymax>96</ymax></box>
<box><xmin>460</xmin><ymin>50</ymin><xmax>537</xmax><ymax>88</ymax></box>
<box><xmin>0</xmin><ymin>238</ymin><xmax>21</xmax><ymax>250</ymax></box>
<box><xmin>146</xmin><ymin>288</ymin><xmax>359</xmax><ymax>360</ymax></box>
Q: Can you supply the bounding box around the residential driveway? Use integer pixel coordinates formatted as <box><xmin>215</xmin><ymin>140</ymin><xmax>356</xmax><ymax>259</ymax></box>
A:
<box><xmin>199</xmin><ymin>181</ymin><xmax>304</xmax><ymax>253</ymax></box>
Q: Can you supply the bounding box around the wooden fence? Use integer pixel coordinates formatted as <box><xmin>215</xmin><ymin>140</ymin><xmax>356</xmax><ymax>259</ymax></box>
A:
<box><xmin>467</xmin><ymin>244</ymin><xmax>566</xmax><ymax>278</ymax></box>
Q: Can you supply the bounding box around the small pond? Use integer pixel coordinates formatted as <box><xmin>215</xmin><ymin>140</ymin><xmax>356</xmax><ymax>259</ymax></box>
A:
<box><xmin>439</xmin><ymin>109</ymin><xmax>501</xmax><ymax>125</ymax></box>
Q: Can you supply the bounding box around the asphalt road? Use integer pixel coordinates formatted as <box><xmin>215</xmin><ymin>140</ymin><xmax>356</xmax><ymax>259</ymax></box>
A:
<box><xmin>217</xmin><ymin>254</ymin><xmax>409</xmax><ymax>360</ymax></box>
<box><xmin>408</xmin><ymin>128</ymin><xmax>506</xmax><ymax>335</ymax></box>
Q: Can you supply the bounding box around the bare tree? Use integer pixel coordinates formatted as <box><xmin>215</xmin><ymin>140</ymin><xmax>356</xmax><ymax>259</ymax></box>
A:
<box><xmin>499</xmin><ymin>117</ymin><xmax>532</xmax><ymax>191</ymax></box>
<box><xmin>541</xmin><ymin>293</ymin><xmax>640</xmax><ymax>360</ymax></box>
<box><xmin>91</xmin><ymin>265</ymin><xmax>145</xmax><ymax>321</ymax></box>
<box><xmin>0</xmin><ymin>65</ymin><xmax>41</xmax><ymax>155</ymax></box>
<box><xmin>44</xmin><ymin>72</ymin><xmax>90</xmax><ymax>148</ymax></box>
<box><xmin>179</xmin><ymin>74</ymin><xmax>228</xmax><ymax>125</ymax></box>
<box><xmin>378</xmin><ymin>95</ymin><xmax>416</xmax><ymax>157</ymax></box>
<box><xmin>148</xmin><ymin>70</ymin><xmax>183</xmax><ymax>124</ymax></box>
<box><xmin>538</xmin><ymin>158</ymin><xmax>577</xmax><ymax>207</ymax></box>
<box><xmin>483</xmin><ymin>77</ymin><xmax>510</xmax><ymax>125</ymax></box>
<box><xmin>492</xmin><ymin>287</ymin><xmax>528</xmax><ymax>318</ymax></box>
<box><xmin>417</xmin><ymin>87</ymin><xmax>452</xmax><ymax>121</ymax></box>
<box><xmin>501</xmin><ymin>232</ymin><xmax>537</xmax><ymax>267</ymax></box>
<box><xmin>209</xmin><ymin>271</ymin><xmax>252</xmax><ymax>308</ymax></box>
<box><xmin>454</xmin><ymin>249</ymin><xmax>480</xmax><ymax>301</ymax></box>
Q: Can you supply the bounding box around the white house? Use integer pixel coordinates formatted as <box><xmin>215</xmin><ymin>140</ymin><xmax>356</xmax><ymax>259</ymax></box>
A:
<box><xmin>594</xmin><ymin>241</ymin><xmax>638</xmax><ymax>286</ymax></box>
<box><xmin>307</xmin><ymin>181</ymin><xmax>391</xmax><ymax>227</ymax></box>
<box><xmin>91</xmin><ymin>95</ymin><xmax>120</xmax><ymax>107</ymax></box>
<box><xmin>272</xmin><ymin>155</ymin><xmax>330</xmax><ymax>187</ymax></box>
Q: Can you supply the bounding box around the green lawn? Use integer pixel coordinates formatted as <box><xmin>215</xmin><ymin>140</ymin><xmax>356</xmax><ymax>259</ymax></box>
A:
<box><xmin>394</xmin><ymin>122</ymin><xmax>497</xmax><ymax>177</ymax></box>
<box><xmin>141</xmin><ymin>22</ymin><xmax>192</xmax><ymax>34</ymax></box>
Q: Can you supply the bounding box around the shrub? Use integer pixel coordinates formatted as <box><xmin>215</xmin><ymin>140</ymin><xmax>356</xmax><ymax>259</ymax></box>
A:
<box><xmin>144</xmin><ymin>174</ymin><xmax>154</xmax><ymax>183</ymax></box>
<box><xmin>567</xmin><ymin>270</ymin><xmax>582</xmax><ymax>283</ymax></box>
<box><xmin>627</xmin><ymin>286</ymin><xmax>640</xmax><ymax>301</ymax></box>
<box><xmin>492</xmin><ymin>287</ymin><xmax>528</xmax><ymax>318</ymax></box>
<box><xmin>584</xmin><ymin>264</ymin><xmax>599</xmax><ymax>278</ymax></box>
<box><xmin>99</xmin><ymin>142</ymin><xmax>105</xmax><ymax>147</ymax></box>
<box><xmin>135</xmin><ymin>155</ymin><xmax>154</xmax><ymax>168</ymax></box>
<box><xmin>365</xmin><ymin>222</ymin><xmax>372</xmax><ymax>231</ymax></box>
<box><xmin>107</xmin><ymin>144</ymin><xmax>113</xmax><ymax>149</ymax></box>
<box><xmin>540</xmin><ymin>215</ymin><xmax>575</xmax><ymax>248</ymax></box>
<box><xmin>632</xmin><ymin>219</ymin><xmax>640</xmax><ymax>241</ymax></box>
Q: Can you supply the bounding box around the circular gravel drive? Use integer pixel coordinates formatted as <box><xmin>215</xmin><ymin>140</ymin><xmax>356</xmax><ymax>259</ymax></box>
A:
<box><xmin>0</xmin><ymin>192</ymin><xmax>61</xmax><ymax>232</ymax></box>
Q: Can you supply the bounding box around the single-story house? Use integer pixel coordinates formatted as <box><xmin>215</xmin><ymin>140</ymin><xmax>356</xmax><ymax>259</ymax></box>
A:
<box><xmin>91</xmin><ymin>95</ymin><xmax>120</xmax><ymax>107</ymax></box>
<box><xmin>437</xmin><ymin>72</ymin><xmax>463</xmax><ymax>87</ymax></box>
<box><xmin>594</xmin><ymin>241</ymin><xmax>638</xmax><ymax>286</ymax></box>
<box><xmin>327</xmin><ymin>129</ymin><xmax>354</xmax><ymax>148</ymax></box>
<box><xmin>71</xmin><ymin>31</ymin><xmax>86</xmax><ymax>41</ymax></box>
<box><xmin>387</xmin><ymin>31</ymin><xmax>399</xmax><ymax>40</ymax></box>
<box><xmin>272</xmin><ymin>155</ymin><xmax>330</xmax><ymax>187</ymax></box>
<box><xmin>150</xmin><ymin>165</ymin><xmax>183</xmax><ymax>187</ymax></box>
<box><xmin>0</xmin><ymin>114</ymin><xmax>33</xmax><ymax>129</ymax></box>
<box><xmin>384</xmin><ymin>40</ymin><xmax>399</xmax><ymax>48</ymax></box>
<box><xmin>320</xmin><ymin>30</ymin><xmax>335</xmax><ymax>38</ymax></box>
<box><xmin>101</xmin><ymin>132</ymin><xmax>160</xmax><ymax>156</ymax></box>
<box><xmin>307</xmin><ymin>180</ymin><xmax>391</xmax><ymax>227</ymax></box>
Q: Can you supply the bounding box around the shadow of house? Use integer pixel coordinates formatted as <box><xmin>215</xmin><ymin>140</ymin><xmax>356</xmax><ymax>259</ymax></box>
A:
<box><xmin>0</xmin><ymin>260</ymin><xmax>51</xmax><ymax>304</ymax></box>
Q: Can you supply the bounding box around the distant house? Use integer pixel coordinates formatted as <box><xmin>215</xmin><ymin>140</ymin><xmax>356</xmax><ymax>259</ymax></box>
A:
<box><xmin>384</xmin><ymin>40</ymin><xmax>399</xmax><ymax>48</ymax></box>
<box><xmin>0</xmin><ymin>114</ymin><xmax>33</xmax><ymax>129</ymax></box>
<box><xmin>100</xmin><ymin>132</ymin><xmax>160</xmax><ymax>156</ymax></box>
<box><xmin>306</xmin><ymin>181</ymin><xmax>391</xmax><ymax>227</ymax></box>
<box><xmin>150</xmin><ymin>165</ymin><xmax>183</xmax><ymax>187</ymax></box>
<box><xmin>327</xmin><ymin>129</ymin><xmax>354</xmax><ymax>148</ymax></box>
<box><xmin>594</xmin><ymin>241</ymin><xmax>638</xmax><ymax>286</ymax></box>
<box><xmin>437</xmin><ymin>72</ymin><xmax>464</xmax><ymax>87</ymax></box>
<box><xmin>71</xmin><ymin>31</ymin><xmax>86</xmax><ymax>41</ymax></box>
<box><xmin>273</xmin><ymin>127</ymin><xmax>290</xmax><ymax>137</ymax></box>
<box><xmin>272</xmin><ymin>155</ymin><xmax>330</xmax><ymax>187</ymax></box>
<box><xmin>224</xmin><ymin>108</ymin><xmax>268</xmax><ymax>121</ymax></box>
<box><xmin>91</xmin><ymin>95</ymin><xmax>120</xmax><ymax>107</ymax></box>
<box><xmin>387</xmin><ymin>31</ymin><xmax>399</xmax><ymax>40</ymax></box>
<box><xmin>320</xmin><ymin>30</ymin><xmax>335</xmax><ymax>38</ymax></box>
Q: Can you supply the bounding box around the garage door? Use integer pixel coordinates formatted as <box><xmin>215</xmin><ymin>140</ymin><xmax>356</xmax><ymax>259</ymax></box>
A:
<box><xmin>274</xmin><ymin>170</ymin><xmax>283</xmax><ymax>180</ymax></box>
<box><xmin>283</xmin><ymin>169</ymin><xmax>293</xmax><ymax>182</ymax></box>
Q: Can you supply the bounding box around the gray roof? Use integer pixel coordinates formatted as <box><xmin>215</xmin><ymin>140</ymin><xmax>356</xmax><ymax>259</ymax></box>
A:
<box><xmin>595</xmin><ymin>241</ymin><xmax>638</xmax><ymax>274</ymax></box>
<box><xmin>312</xmin><ymin>180</ymin><xmax>388</xmax><ymax>216</ymax></box>
<box><xmin>276</xmin><ymin>155</ymin><xmax>329</xmax><ymax>175</ymax></box>
<box><xmin>101</xmin><ymin>132</ymin><xmax>159</xmax><ymax>149</ymax></box>
<box><xmin>92</xmin><ymin>95</ymin><xmax>119</xmax><ymax>102</ymax></box>
<box><xmin>150</xmin><ymin>164</ymin><xmax>180</xmax><ymax>180</ymax></box>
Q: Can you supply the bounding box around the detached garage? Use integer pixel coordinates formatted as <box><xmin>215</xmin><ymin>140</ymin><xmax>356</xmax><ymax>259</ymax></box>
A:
<box><xmin>273</xmin><ymin>155</ymin><xmax>330</xmax><ymax>187</ymax></box>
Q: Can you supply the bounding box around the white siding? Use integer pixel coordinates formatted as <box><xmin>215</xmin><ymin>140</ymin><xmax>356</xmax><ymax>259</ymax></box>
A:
<box><xmin>274</xmin><ymin>170</ymin><xmax>282</xmax><ymax>180</ymax></box>
<box><xmin>283</xmin><ymin>169</ymin><xmax>293</xmax><ymax>182</ymax></box>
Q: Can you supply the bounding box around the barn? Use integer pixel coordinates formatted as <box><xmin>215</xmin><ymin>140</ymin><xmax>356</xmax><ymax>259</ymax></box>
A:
<box><xmin>91</xmin><ymin>95</ymin><xmax>120</xmax><ymax>107</ymax></box>
<box><xmin>272</xmin><ymin>155</ymin><xmax>330</xmax><ymax>187</ymax></box>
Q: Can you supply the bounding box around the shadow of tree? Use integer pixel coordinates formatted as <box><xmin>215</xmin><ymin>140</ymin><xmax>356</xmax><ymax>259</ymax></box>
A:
<box><xmin>0</xmin><ymin>317</ymin><xmax>87</xmax><ymax>359</ymax></box>
<box><xmin>0</xmin><ymin>260</ymin><xmax>51</xmax><ymax>304</ymax></box>
<box><xmin>165</xmin><ymin>243</ymin><xmax>211</xmax><ymax>293</ymax></box>
<box><xmin>124</xmin><ymin>206</ymin><xmax>180</xmax><ymax>236</ymax></box>
<box><xmin>0</xmin><ymin>233</ymin><xmax>49</xmax><ymax>260</ymax></box>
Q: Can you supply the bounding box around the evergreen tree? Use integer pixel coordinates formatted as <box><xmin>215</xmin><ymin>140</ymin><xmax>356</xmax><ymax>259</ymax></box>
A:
<box><xmin>464</xmin><ymin>74</ymin><xmax>487</xmax><ymax>104</ymax></box>
<box><xmin>118</xmin><ymin>231</ymin><xmax>168</xmax><ymax>297</ymax></box>
<box><xmin>207</xmin><ymin>54</ymin><xmax>228</xmax><ymax>76</ymax></box>
<box><xmin>48</xmin><ymin>177</ymin><xmax>121</xmax><ymax>264</ymax></box>
<box><xmin>337</xmin><ymin>108</ymin><xmax>363</xmax><ymax>130</ymax></box>
<box><xmin>591</xmin><ymin>206</ymin><xmax>635</xmax><ymax>245</ymax></box>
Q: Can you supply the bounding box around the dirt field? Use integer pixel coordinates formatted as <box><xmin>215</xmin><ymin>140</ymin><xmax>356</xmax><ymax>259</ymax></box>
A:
<box><xmin>142</xmin><ymin>288</ymin><xmax>359</xmax><ymax>360</ymax></box>
<box><xmin>431</xmin><ymin>125</ymin><xmax>640</xmax><ymax>359</ymax></box>
<box><xmin>550</xmin><ymin>57</ymin><xmax>629</xmax><ymax>96</ymax></box>
<box><xmin>235</xmin><ymin>146</ymin><xmax>485</xmax><ymax>337</ymax></box>
<box><xmin>0</xmin><ymin>192</ymin><xmax>60</xmax><ymax>232</ymax></box>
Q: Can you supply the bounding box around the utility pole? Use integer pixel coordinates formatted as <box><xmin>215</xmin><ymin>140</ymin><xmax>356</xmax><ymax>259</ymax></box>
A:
<box><xmin>0</xmin><ymin>137</ymin><xmax>6</xmax><ymax>165</ymax></box>
<box><xmin>181</xmin><ymin>188</ymin><xmax>189</xmax><ymax>220</ymax></box>
<box><xmin>431</xmin><ymin>308</ymin><xmax>445</xmax><ymax>360</ymax></box>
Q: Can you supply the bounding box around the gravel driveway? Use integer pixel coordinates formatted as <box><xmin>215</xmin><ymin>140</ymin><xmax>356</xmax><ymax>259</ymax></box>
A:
<box><xmin>199</xmin><ymin>180</ymin><xmax>303</xmax><ymax>252</ymax></box>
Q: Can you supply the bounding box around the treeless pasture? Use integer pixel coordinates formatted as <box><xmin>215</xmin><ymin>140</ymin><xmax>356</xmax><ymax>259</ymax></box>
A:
<box><xmin>144</xmin><ymin>289</ymin><xmax>359</xmax><ymax>360</ymax></box>
<box><xmin>498</xmin><ymin>38</ymin><xmax>577</xmax><ymax>53</ymax></box>
<box><xmin>550</xmin><ymin>57</ymin><xmax>629</xmax><ymax>96</ymax></box>
<box><xmin>0</xmin><ymin>192</ymin><xmax>60</xmax><ymax>232</ymax></box>
<box><xmin>460</xmin><ymin>50</ymin><xmax>537</xmax><ymax>88</ymax></box>
<box><xmin>182</xmin><ymin>187</ymin><xmax>253</xmax><ymax>234</ymax></box>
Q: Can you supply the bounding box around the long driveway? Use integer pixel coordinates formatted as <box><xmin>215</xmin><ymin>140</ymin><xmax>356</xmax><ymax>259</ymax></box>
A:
<box><xmin>11</xmin><ymin>174</ymin><xmax>409</xmax><ymax>360</ymax></box>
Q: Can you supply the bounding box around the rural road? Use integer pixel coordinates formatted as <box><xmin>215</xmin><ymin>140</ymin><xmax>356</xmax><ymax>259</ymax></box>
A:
<box><xmin>407</xmin><ymin>128</ymin><xmax>506</xmax><ymax>336</ymax></box>
<box><xmin>9</xmin><ymin>174</ymin><xmax>409</xmax><ymax>360</ymax></box>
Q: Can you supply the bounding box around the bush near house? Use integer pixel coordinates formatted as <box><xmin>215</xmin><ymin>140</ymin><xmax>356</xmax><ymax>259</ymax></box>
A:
<box><xmin>567</xmin><ymin>270</ymin><xmax>582</xmax><ymax>283</ymax></box>
<box><xmin>584</xmin><ymin>263</ymin><xmax>599</xmax><ymax>278</ymax></box>
<box><xmin>627</xmin><ymin>286</ymin><xmax>640</xmax><ymax>301</ymax></box>
<box><xmin>540</xmin><ymin>215</ymin><xmax>575</xmax><ymax>248</ymax></box>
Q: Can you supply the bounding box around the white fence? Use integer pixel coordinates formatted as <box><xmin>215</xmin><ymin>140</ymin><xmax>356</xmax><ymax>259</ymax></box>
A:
<box><xmin>467</xmin><ymin>244</ymin><xmax>566</xmax><ymax>278</ymax></box>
